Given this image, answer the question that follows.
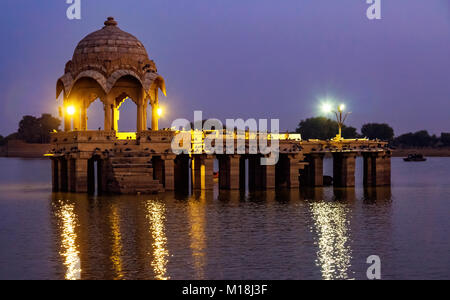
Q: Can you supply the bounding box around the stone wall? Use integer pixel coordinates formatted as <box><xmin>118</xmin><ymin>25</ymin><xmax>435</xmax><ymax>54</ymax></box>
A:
<box><xmin>0</xmin><ymin>146</ymin><xmax>6</xmax><ymax>157</ymax></box>
<box><xmin>2</xmin><ymin>140</ymin><xmax>51</xmax><ymax>158</ymax></box>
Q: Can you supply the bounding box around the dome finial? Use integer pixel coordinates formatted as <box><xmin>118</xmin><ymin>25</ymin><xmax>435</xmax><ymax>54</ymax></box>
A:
<box><xmin>104</xmin><ymin>17</ymin><xmax>118</xmax><ymax>27</ymax></box>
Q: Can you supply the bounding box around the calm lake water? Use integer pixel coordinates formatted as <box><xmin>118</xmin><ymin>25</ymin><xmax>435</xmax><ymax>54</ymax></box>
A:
<box><xmin>0</xmin><ymin>157</ymin><xmax>449</xmax><ymax>280</ymax></box>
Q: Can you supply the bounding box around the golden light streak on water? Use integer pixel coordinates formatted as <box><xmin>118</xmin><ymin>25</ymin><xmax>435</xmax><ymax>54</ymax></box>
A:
<box><xmin>55</xmin><ymin>201</ymin><xmax>81</xmax><ymax>280</ymax></box>
<box><xmin>188</xmin><ymin>191</ymin><xmax>207</xmax><ymax>279</ymax></box>
<box><xmin>110</xmin><ymin>204</ymin><xmax>125</xmax><ymax>280</ymax></box>
<box><xmin>310</xmin><ymin>202</ymin><xmax>353</xmax><ymax>280</ymax></box>
<box><xmin>145</xmin><ymin>200</ymin><xmax>170</xmax><ymax>280</ymax></box>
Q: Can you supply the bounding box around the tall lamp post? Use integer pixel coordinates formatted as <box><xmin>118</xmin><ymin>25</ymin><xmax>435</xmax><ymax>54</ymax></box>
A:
<box><xmin>322</xmin><ymin>103</ymin><xmax>351</xmax><ymax>141</ymax></box>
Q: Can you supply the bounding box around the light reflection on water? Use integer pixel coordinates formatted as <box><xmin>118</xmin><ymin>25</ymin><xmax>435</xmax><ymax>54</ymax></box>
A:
<box><xmin>187</xmin><ymin>191</ymin><xmax>207</xmax><ymax>279</ymax></box>
<box><xmin>145</xmin><ymin>200</ymin><xmax>170</xmax><ymax>280</ymax></box>
<box><xmin>109</xmin><ymin>204</ymin><xmax>125</xmax><ymax>280</ymax></box>
<box><xmin>310</xmin><ymin>201</ymin><xmax>352</xmax><ymax>280</ymax></box>
<box><xmin>52</xmin><ymin>200</ymin><xmax>81</xmax><ymax>280</ymax></box>
<box><xmin>0</xmin><ymin>157</ymin><xmax>450</xmax><ymax>280</ymax></box>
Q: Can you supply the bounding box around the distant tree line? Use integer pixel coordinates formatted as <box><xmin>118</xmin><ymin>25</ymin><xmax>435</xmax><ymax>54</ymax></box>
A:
<box><xmin>0</xmin><ymin>114</ymin><xmax>61</xmax><ymax>145</ymax></box>
<box><xmin>296</xmin><ymin>117</ymin><xmax>449</xmax><ymax>148</ymax></box>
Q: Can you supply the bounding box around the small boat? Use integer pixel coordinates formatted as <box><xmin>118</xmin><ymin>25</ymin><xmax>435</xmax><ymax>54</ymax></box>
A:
<box><xmin>404</xmin><ymin>154</ymin><xmax>427</xmax><ymax>162</ymax></box>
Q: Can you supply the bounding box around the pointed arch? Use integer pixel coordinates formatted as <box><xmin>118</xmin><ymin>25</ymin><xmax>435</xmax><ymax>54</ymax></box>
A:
<box><xmin>144</xmin><ymin>73</ymin><xmax>166</xmax><ymax>101</ymax></box>
<box><xmin>72</xmin><ymin>71</ymin><xmax>108</xmax><ymax>95</ymax></box>
<box><xmin>106</xmin><ymin>70</ymin><xmax>144</xmax><ymax>93</ymax></box>
<box><xmin>56</xmin><ymin>73</ymin><xmax>73</xmax><ymax>98</ymax></box>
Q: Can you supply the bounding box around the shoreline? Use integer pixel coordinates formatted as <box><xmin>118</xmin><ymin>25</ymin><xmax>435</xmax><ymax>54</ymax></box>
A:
<box><xmin>1</xmin><ymin>146</ymin><xmax>450</xmax><ymax>158</ymax></box>
<box><xmin>391</xmin><ymin>148</ymin><xmax>450</xmax><ymax>157</ymax></box>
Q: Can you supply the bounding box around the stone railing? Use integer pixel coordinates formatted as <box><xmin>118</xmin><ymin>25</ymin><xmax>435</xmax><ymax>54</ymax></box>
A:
<box><xmin>51</xmin><ymin>130</ymin><xmax>117</xmax><ymax>144</ymax></box>
<box><xmin>138</xmin><ymin>130</ymin><xmax>176</xmax><ymax>143</ymax></box>
<box><xmin>302</xmin><ymin>139</ymin><xmax>389</xmax><ymax>153</ymax></box>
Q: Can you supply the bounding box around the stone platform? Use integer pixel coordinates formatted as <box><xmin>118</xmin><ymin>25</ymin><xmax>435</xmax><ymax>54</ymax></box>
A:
<box><xmin>48</xmin><ymin>130</ymin><xmax>391</xmax><ymax>194</ymax></box>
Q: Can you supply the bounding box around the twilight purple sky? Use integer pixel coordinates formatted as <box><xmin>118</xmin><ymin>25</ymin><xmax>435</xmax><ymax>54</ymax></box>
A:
<box><xmin>0</xmin><ymin>0</ymin><xmax>449</xmax><ymax>135</ymax></box>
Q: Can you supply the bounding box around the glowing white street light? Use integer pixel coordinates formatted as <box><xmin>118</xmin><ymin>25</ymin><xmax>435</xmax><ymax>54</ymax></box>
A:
<box><xmin>321</xmin><ymin>103</ymin><xmax>333</xmax><ymax>114</ymax></box>
<box><xmin>321</xmin><ymin>102</ymin><xmax>351</xmax><ymax>141</ymax></box>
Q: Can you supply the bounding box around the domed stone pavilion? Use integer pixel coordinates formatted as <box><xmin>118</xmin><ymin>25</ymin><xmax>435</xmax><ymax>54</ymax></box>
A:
<box><xmin>49</xmin><ymin>18</ymin><xmax>391</xmax><ymax>196</ymax></box>
<box><xmin>56</xmin><ymin>17</ymin><xmax>166</xmax><ymax>132</ymax></box>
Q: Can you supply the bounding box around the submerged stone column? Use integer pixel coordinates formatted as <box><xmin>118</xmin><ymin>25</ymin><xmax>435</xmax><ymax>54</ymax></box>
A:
<box><xmin>305</xmin><ymin>153</ymin><xmax>324</xmax><ymax>187</ymax></box>
<box><xmin>265</xmin><ymin>163</ymin><xmax>276</xmax><ymax>189</ymax></box>
<box><xmin>192</xmin><ymin>155</ymin><xmax>202</xmax><ymax>190</ymax></box>
<box><xmin>68</xmin><ymin>158</ymin><xmax>76</xmax><ymax>192</ymax></box>
<box><xmin>248</xmin><ymin>156</ymin><xmax>277</xmax><ymax>190</ymax></box>
<box><xmin>58</xmin><ymin>158</ymin><xmax>69</xmax><ymax>192</ymax></box>
<box><xmin>174</xmin><ymin>155</ymin><xmax>190</xmax><ymax>191</ymax></box>
<box><xmin>287</xmin><ymin>154</ymin><xmax>301</xmax><ymax>188</ymax></box>
<box><xmin>52</xmin><ymin>159</ymin><xmax>60</xmax><ymax>192</ymax></box>
<box><xmin>74</xmin><ymin>158</ymin><xmax>89</xmax><ymax>193</ymax></box>
<box><xmin>218</xmin><ymin>155</ymin><xmax>241</xmax><ymax>190</ymax></box>
<box><xmin>363</xmin><ymin>151</ymin><xmax>392</xmax><ymax>187</ymax></box>
<box><xmin>203</xmin><ymin>155</ymin><xmax>215</xmax><ymax>190</ymax></box>
<box><xmin>363</xmin><ymin>152</ymin><xmax>376</xmax><ymax>187</ymax></box>
<box><xmin>239</xmin><ymin>157</ymin><xmax>246</xmax><ymax>189</ymax></box>
<box><xmin>163</xmin><ymin>155</ymin><xmax>175</xmax><ymax>191</ymax></box>
<box><xmin>333</xmin><ymin>152</ymin><xmax>357</xmax><ymax>187</ymax></box>
<box><xmin>383</xmin><ymin>152</ymin><xmax>392</xmax><ymax>186</ymax></box>
<box><xmin>192</xmin><ymin>155</ymin><xmax>215</xmax><ymax>190</ymax></box>
<box><xmin>248</xmin><ymin>156</ymin><xmax>263</xmax><ymax>190</ymax></box>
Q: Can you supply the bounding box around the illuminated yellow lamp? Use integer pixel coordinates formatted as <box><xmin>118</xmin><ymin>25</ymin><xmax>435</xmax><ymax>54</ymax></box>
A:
<box><xmin>66</xmin><ymin>105</ymin><xmax>76</xmax><ymax>116</ymax></box>
<box><xmin>339</xmin><ymin>104</ymin><xmax>346</xmax><ymax>112</ymax></box>
<box><xmin>157</xmin><ymin>107</ymin><xmax>163</xmax><ymax>118</ymax></box>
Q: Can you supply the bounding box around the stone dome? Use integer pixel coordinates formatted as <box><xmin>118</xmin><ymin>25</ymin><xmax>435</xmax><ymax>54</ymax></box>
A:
<box><xmin>71</xmin><ymin>17</ymin><xmax>151</xmax><ymax>71</ymax></box>
<box><xmin>57</xmin><ymin>17</ymin><xmax>165</xmax><ymax>99</ymax></box>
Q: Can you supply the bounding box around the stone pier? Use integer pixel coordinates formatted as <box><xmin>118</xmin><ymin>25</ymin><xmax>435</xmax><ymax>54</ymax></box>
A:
<box><xmin>162</xmin><ymin>155</ymin><xmax>175</xmax><ymax>191</ymax></box>
<box><xmin>304</xmin><ymin>153</ymin><xmax>324</xmax><ymax>187</ymax></box>
<box><xmin>363</xmin><ymin>151</ymin><xmax>392</xmax><ymax>187</ymax></box>
<box><xmin>218</xmin><ymin>155</ymin><xmax>241</xmax><ymax>190</ymax></box>
<box><xmin>333</xmin><ymin>152</ymin><xmax>357</xmax><ymax>187</ymax></box>
<box><xmin>192</xmin><ymin>155</ymin><xmax>215</xmax><ymax>190</ymax></box>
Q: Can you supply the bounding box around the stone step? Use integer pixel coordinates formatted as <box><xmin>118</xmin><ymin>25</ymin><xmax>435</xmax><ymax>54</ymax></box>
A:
<box><xmin>111</xmin><ymin>164</ymin><xmax>152</xmax><ymax>168</ymax></box>
<box><xmin>112</xmin><ymin>169</ymin><xmax>152</xmax><ymax>173</ymax></box>
<box><xmin>110</xmin><ymin>157</ymin><xmax>152</xmax><ymax>162</ymax></box>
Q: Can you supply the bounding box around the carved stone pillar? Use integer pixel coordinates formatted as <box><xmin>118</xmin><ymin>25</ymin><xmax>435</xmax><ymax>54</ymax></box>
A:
<box><xmin>137</xmin><ymin>104</ymin><xmax>144</xmax><ymax>132</ymax></box>
<box><xmin>81</xmin><ymin>98</ymin><xmax>87</xmax><ymax>131</ymax></box>
<box><xmin>104</xmin><ymin>103</ymin><xmax>112</xmax><ymax>131</ymax></box>
<box><xmin>151</xmin><ymin>103</ymin><xmax>159</xmax><ymax>131</ymax></box>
